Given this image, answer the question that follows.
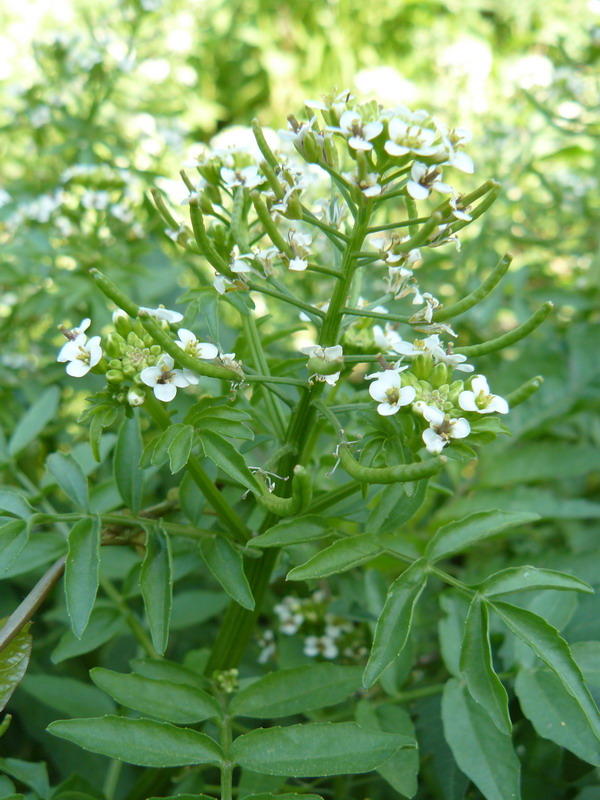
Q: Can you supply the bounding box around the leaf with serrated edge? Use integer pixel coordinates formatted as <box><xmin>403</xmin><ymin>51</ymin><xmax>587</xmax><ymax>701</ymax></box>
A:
<box><xmin>231</xmin><ymin>722</ymin><xmax>413</xmax><ymax>777</ymax></box>
<box><xmin>47</xmin><ymin>716</ymin><xmax>222</xmax><ymax>767</ymax></box>
<box><xmin>287</xmin><ymin>535</ymin><xmax>381</xmax><ymax>581</ymax></box>
<box><xmin>230</xmin><ymin>664</ymin><xmax>362</xmax><ymax>718</ymax></box>
<box><xmin>65</xmin><ymin>517</ymin><xmax>101</xmax><ymax>638</ymax></box>
<box><xmin>460</xmin><ymin>598</ymin><xmax>511</xmax><ymax>734</ymax></box>
<box><xmin>491</xmin><ymin>601</ymin><xmax>600</xmax><ymax>740</ymax></box>
<box><xmin>0</xmin><ymin>621</ymin><xmax>32</xmax><ymax>712</ymax></box>
<box><xmin>515</xmin><ymin>668</ymin><xmax>600</xmax><ymax>766</ymax></box>
<box><xmin>363</xmin><ymin>559</ymin><xmax>427</xmax><ymax>688</ymax></box>
<box><xmin>91</xmin><ymin>669</ymin><xmax>219</xmax><ymax>723</ymax></box>
<box><xmin>426</xmin><ymin>510</ymin><xmax>539</xmax><ymax>562</ymax></box>
<box><xmin>442</xmin><ymin>679</ymin><xmax>521</xmax><ymax>800</ymax></box>
<box><xmin>479</xmin><ymin>566</ymin><xmax>592</xmax><ymax>597</ymax></box>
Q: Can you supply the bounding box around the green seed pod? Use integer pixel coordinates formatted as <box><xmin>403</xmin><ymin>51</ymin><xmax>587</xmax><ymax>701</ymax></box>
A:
<box><xmin>339</xmin><ymin>445</ymin><xmax>445</xmax><ymax>484</ymax></box>
<box><xmin>306</xmin><ymin>355</ymin><xmax>343</xmax><ymax>376</ymax></box>
<box><xmin>106</xmin><ymin>369</ymin><xmax>125</xmax><ymax>385</ymax></box>
<box><xmin>255</xmin><ymin>464</ymin><xmax>313</xmax><ymax>517</ymax></box>
<box><xmin>505</xmin><ymin>375</ymin><xmax>543</xmax><ymax>408</ymax></box>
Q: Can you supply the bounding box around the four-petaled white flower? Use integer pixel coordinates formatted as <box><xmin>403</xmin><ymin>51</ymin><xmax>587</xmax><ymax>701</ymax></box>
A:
<box><xmin>458</xmin><ymin>375</ymin><xmax>509</xmax><ymax>414</ymax></box>
<box><xmin>342</xmin><ymin>170</ymin><xmax>382</xmax><ymax>198</ymax></box>
<box><xmin>366</xmin><ymin>369</ymin><xmax>416</xmax><ymax>416</ymax></box>
<box><xmin>300</xmin><ymin>344</ymin><xmax>343</xmax><ymax>361</ymax></box>
<box><xmin>384</xmin><ymin>117</ymin><xmax>437</xmax><ymax>158</ymax></box>
<box><xmin>220</xmin><ymin>165</ymin><xmax>263</xmax><ymax>190</ymax></box>
<box><xmin>392</xmin><ymin>333</ymin><xmax>442</xmax><ymax>358</ymax></box>
<box><xmin>373</xmin><ymin>324</ymin><xmax>403</xmax><ymax>352</ymax></box>
<box><xmin>57</xmin><ymin>333</ymin><xmax>103</xmax><ymax>377</ymax></box>
<box><xmin>304</xmin><ymin>634</ymin><xmax>338</xmax><ymax>660</ymax></box>
<box><xmin>407</xmin><ymin>162</ymin><xmax>454</xmax><ymax>200</ymax></box>
<box><xmin>335</xmin><ymin>110</ymin><xmax>383</xmax><ymax>151</ymax></box>
<box><xmin>432</xmin><ymin>345</ymin><xmax>474</xmax><ymax>373</ymax></box>
<box><xmin>140</xmin><ymin>354</ymin><xmax>196</xmax><ymax>402</ymax></box>
<box><xmin>139</xmin><ymin>305</ymin><xmax>184</xmax><ymax>324</ymax></box>
<box><xmin>175</xmin><ymin>328</ymin><xmax>219</xmax><ymax>361</ymax></box>
<box><xmin>414</xmin><ymin>402</ymin><xmax>470</xmax><ymax>454</ymax></box>
<box><xmin>286</xmin><ymin>229</ymin><xmax>312</xmax><ymax>271</ymax></box>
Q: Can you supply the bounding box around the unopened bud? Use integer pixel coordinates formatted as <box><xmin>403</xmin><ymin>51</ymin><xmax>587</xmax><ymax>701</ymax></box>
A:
<box><xmin>113</xmin><ymin>309</ymin><xmax>132</xmax><ymax>337</ymax></box>
<box><xmin>105</xmin><ymin>333</ymin><xmax>125</xmax><ymax>358</ymax></box>
<box><xmin>106</xmin><ymin>368</ymin><xmax>125</xmax><ymax>384</ymax></box>
<box><xmin>430</xmin><ymin>363</ymin><xmax>449</xmax><ymax>388</ymax></box>
<box><xmin>127</xmin><ymin>387</ymin><xmax>146</xmax><ymax>406</ymax></box>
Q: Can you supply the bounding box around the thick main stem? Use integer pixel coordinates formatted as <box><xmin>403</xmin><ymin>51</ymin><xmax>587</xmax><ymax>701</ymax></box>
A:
<box><xmin>206</xmin><ymin>204</ymin><xmax>371</xmax><ymax>672</ymax></box>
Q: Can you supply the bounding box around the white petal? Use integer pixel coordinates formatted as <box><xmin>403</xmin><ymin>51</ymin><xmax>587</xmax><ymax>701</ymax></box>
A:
<box><xmin>433</xmin><ymin>181</ymin><xmax>454</xmax><ymax>194</ymax></box>
<box><xmin>160</xmin><ymin>354</ymin><xmax>175</xmax><ymax>370</ymax></box>
<box><xmin>172</xmin><ymin>370</ymin><xmax>191</xmax><ymax>388</ymax></box>
<box><xmin>455</xmin><ymin>363</ymin><xmax>475</xmax><ymax>373</ymax></box>
<box><xmin>369</xmin><ymin>382</ymin><xmax>389</xmax><ymax>402</ymax></box>
<box><xmin>421</xmin><ymin>405</ymin><xmax>444</xmax><ymax>426</ymax></box>
<box><xmin>384</xmin><ymin>141</ymin><xmax>409</xmax><ymax>157</ymax></box>
<box><xmin>57</xmin><ymin>340</ymin><xmax>81</xmax><ymax>362</ymax></box>
<box><xmin>363</xmin><ymin>121</ymin><xmax>383</xmax><ymax>140</ymax></box>
<box><xmin>422</xmin><ymin>428</ymin><xmax>446</xmax><ymax>454</ymax></box>
<box><xmin>450</xmin><ymin>418</ymin><xmax>471</xmax><ymax>439</ymax></box>
<box><xmin>79</xmin><ymin>318</ymin><xmax>91</xmax><ymax>332</ymax></box>
<box><xmin>154</xmin><ymin>383</ymin><xmax>177</xmax><ymax>402</ymax></box>
<box><xmin>471</xmin><ymin>375</ymin><xmax>490</xmax><ymax>394</ymax></box>
<box><xmin>399</xmin><ymin>385</ymin><xmax>416</xmax><ymax>405</ymax></box>
<box><xmin>458</xmin><ymin>390</ymin><xmax>477</xmax><ymax>411</ymax></box>
<box><xmin>66</xmin><ymin>360</ymin><xmax>91</xmax><ymax>377</ymax></box>
<box><xmin>407</xmin><ymin>181</ymin><xmax>430</xmax><ymax>200</ymax></box>
<box><xmin>181</xmin><ymin>369</ymin><xmax>200</xmax><ymax>385</ymax></box>
<box><xmin>488</xmin><ymin>395</ymin><xmax>509</xmax><ymax>414</ymax></box>
<box><xmin>451</xmin><ymin>151</ymin><xmax>474</xmax><ymax>173</ymax></box>
<box><xmin>363</xmin><ymin>184</ymin><xmax>382</xmax><ymax>197</ymax></box>
<box><xmin>387</xmin><ymin>118</ymin><xmax>408</xmax><ymax>139</ymax></box>
<box><xmin>87</xmin><ymin>337</ymin><xmax>103</xmax><ymax>366</ymax></box>
<box><xmin>196</xmin><ymin>343</ymin><xmax>219</xmax><ymax>359</ymax></box>
<box><xmin>289</xmin><ymin>257</ymin><xmax>308</xmax><ymax>271</ymax></box>
<box><xmin>323</xmin><ymin>345</ymin><xmax>343</xmax><ymax>361</ymax></box>
<box><xmin>140</xmin><ymin>366</ymin><xmax>162</xmax><ymax>387</ymax></box>
<box><xmin>176</xmin><ymin>328</ymin><xmax>196</xmax><ymax>347</ymax></box>
<box><xmin>377</xmin><ymin>402</ymin><xmax>400</xmax><ymax>416</ymax></box>
<box><xmin>348</xmin><ymin>136</ymin><xmax>373</xmax><ymax>151</ymax></box>
<box><xmin>300</xmin><ymin>345</ymin><xmax>319</xmax><ymax>357</ymax></box>
<box><xmin>323</xmin><ymin>371</ymin><xmax>340</xmax><ymax>386</ymax></box>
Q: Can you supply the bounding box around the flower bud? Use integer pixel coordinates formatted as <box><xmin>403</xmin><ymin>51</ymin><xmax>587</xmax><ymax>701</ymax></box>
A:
<box><xmin>149</xmin><ymin>344</ymin><xmax>162</xmax><ymax>355</ymax></box>
<box><xmin>105</xmin><ymin>333</ymin><xmax>125</xmax><ymax>358</ymax></box>
<box><xmin>323</xmin><ymin>135</ymin><xmax>338</xmax><ymax>168</ymax></box>
<box><xmin>430</xmin><ymin>362</ymin><xmax>449</xmax><ymax>388</ymax></box>
<box><xmin>112</xmin><ymin>309</ymin><xmax>132</xmax><ymax>337</ymax></box>
<box><xmin>127</xmin><ymin>387</ymin><xmax>146</xmax><ymax>406</ymax></box>
<box><xmin>413</xmin><ymin>353</ymin><xmax>433</xmax><ymax>380</ymax></box>
<box><xmin>106</xmin><ymin>368</ymin><xmax>125</xmax><ymax>384</ymax></box>
<box><xmin>108</xmin><ymin>358</ymin><xmax>122</xmax><ymax>370</ymax></box>
<box><xmin>127</xmin><ymin>332</ymin><xmax>145</xmax><ymax>348</ymax></box>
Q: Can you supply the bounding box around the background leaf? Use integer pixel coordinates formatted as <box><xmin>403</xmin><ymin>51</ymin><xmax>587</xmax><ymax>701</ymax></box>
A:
<box><xmin>140</xmin><ymin>526</ymin><xmax>173</xmax><ymax>655</ymax></box>
<box><xmin>46</xmin><ymin>453</ymin><xmax>89</xmax><ymax>510</ymax></box>
<box><xmin>0</xmin><ymin>622</ymin><xmax>32</xmax><ymax>712</ymax></box>
<box><xmin>65</xmin><ymin>517</ymin><xmax>100</xmax><ymax>638</ymax></box>
<box><xmin>113</xmin><ymin>413</ymin><xmax>143</xmax><ymax>512</ymax></box>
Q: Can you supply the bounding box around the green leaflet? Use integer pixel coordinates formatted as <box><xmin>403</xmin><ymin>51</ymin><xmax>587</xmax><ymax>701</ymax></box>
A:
<box><xmin>65</xmin><ymin>516</ymin><xmax>101</xmax><ymax>638</ymax></box>
<box><xmin>230</xmin><ymin>664</ymin><xmax>363</xmax><ymax>718</ymax></box>
<box><xmin>0</xmin><ymin>622</ymin><xmax>32</xmax><ymax>712</ymax></box>
<box><xmin>91</xmin><ymin>668</ymin><xmax>220</xmax><ymax>723</ymax></box>
<box><xmin>363</xmin><ymin>559</ymin><xmax>427</xmax><ymax>688</ymax></box>
<box><xmin>426</xmin><ymin>510</ymin><xmax>539</xmax><ymax>562</ymax></box>
<box><xmin>287</xmin><ymin>535</ymin><xmax>381</xmax><ymax>581</ymax></box>
<box><xmin>47</xmin><ymin>452</ymin><xmax>89</xmax><ymax>510</ymax></box>
<box><xmin>441</xmin><ymin>679</ymin><xmax>521</xmax><ymax>800</ymax></box>
<box><xmin>231</xmin><ymin>722</ymin><xmax>413</xmax><ymax>777</ymax></box>
<box><xmin>47</xmin><ymin>716</ymin><xmax>222</xmax><ymax>767</ymax></box>
<box><xmin>114</xmin><ymin>413</ymin><xmax>143</xmax><ymax>511</ymax></box>
<box><xmin>460</xmin><ymin>597</ymin><xmax>511</xmax><ymax>734</ymax></box>
<box><xmin>199</xmin><ymin>536</ymin><xmax>254</xmax><ymax>610</ymax></box>
<box><xmin>140</xmin><ymin>526</ymin><xmax>173</xmax><ymax>655</ymax></box>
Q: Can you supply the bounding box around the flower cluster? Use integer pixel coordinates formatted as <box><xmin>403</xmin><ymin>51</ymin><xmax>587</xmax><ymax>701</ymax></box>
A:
<box><xmin>56</xmin><ymin>306</ymin><xmax>225</xmax><ymax>406</ymax></box>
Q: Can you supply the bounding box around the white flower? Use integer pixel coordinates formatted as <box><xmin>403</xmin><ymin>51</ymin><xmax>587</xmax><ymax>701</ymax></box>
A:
<box><xmin>289</xmin><ymin>257</ymin><xmax>308</xmax><ymax>271</ymax></box>
<box><xmin>433</xmin><ymin>345</ymin><xmax>474</xmax><ymax>373</ymax></box>
<box><xmin>367</xmin><ymin>369</ymin><xmax>416</xmax><ymax>416</ymax></box>
<box><xmin>229</xmin><ymin>245</ymin><xmax>254</xmax><ymax>274</ymax></box>
<box><xmin>213</xmin><ymin>274</ymin><xmax>232</xmax><ymax>295</ymax></box>
<box><xmin>140</xmin><ymin>354</ymin><xmax>192</xmax><ymax>402</ymax></box>
<box><xmin>373</xmin><ymin>324</ymin><xmax>403</xmax><ymax>352</ymax></box>
<box><xmin>57</xmin><ymin>334</ymin><xmax>103</xmax><ymax>377</ymax></box>
<box><xmin>220</xmin><ymin>165</ymin><xmax>263</xmax><ymax>190</ymax></box>
<box><xmin>61</xmin><ymin>318</ymin><xmax>91</xmax><ymax>339</ymax></box>
<box><xmin>406</xmin><ymin>162</ymin><xmax>453</xmax><ymax>200</ymax></box>
<box><xmin>286</xmin><ymin>229</ymin><xmax>312</xmax><ymax>270</ymax></box>
<box><xmin>434</xmin><ymin>119</ymin><xmax>474</xmax><ymax>174</ymax></box>
<box><xmin>335</xmin><ymin>110</ymin><xmax>383</xmax><ymax>151</ymax></box>
<box><xmin>304</xmin><ymin>635</ymin><xmax>338</xmax><ymax>659</ymax></box>
<box><xmin>384</xmin><ymin>117</ymin><xmax>437</xmax><ymax>158</ymax></box>
<box><xmin>139</xmin><ymin>305</ymin><xmax>184</xmax><ymax>324</ymax></box>
<box><xmin>218</xmin><ymin>352</ymin><xmax>241</xmax><ymax>371</ymax></box>
<box><xmin>415</xmin><ymin>402</ymin><xmax>470</xmax><ymax>454</ymax></box>
<box><xmin>458</xmin><ymin>375</ymin><xmax>509</xmax><ymax>414</ymax></box>
<box><xmin>300</xmin><ymin>344</ymin><xmax>343</xmax><ymax>362</ymax></box>
<box><xmin>392</xmin><ymin>333</ymin><xmax>441</xmax><ymax>358</ymax></box>
<box><xmin>175</xmin><ymin>328</ymin><xmax>219</xmax><ymax>360</ymax></box>
<box><xmin>342</xmin><ymin>170</ymin><xmax>382</xmax><ymax>198</ymax></box>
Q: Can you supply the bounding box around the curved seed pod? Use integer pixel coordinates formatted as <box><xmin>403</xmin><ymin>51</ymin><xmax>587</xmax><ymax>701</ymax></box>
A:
<box><xmin>397</xmin><ymin>212</ymin><xmax>442</xmax><ymax>252</ymax></box>
<box><xmin>251</xmin><ymin>192</ymin><xmax>293</xmax><ymax>256</ymax></box>
<box><xmin>505</xmin><ymin>375</ymin><xmax>544</xmax><ymax>408</ymax></box>
<box><xmin>251</xmin><ymin>118</ymin><xmax>279</xmax><ymax>170</ymax></box>
<box><xmin>255</xmin><ymin>465</ymin><xmax>313</xmax><ymax>518</ymax></box>
<box><xmin>230</xmin><ymin>186</ymin><xmax>250</xmax><ymax>252</ymax></box>
<box><xmin>90</xmin><ymin>269</ymin><xmax>139</xmax><ymax>317</ymax></box>
<box><xmin>188</xmin><ymin>200</ymin><xmax>232</xmax><ymax>275</ymax></box>
<box><xmin>455</xmin><ymin>302</ymin><xmax>553</xmax><ymax>357</ymax></box>
<box><xmin>434</xmin><ymin>254</ymin><xmax>512</xmax><ymax>322</ymax></box>
<box><xmin>149</xmin><ymin>188</ymin><xmax>181</xmax><ymax>230</ymax></box>
<box><xmin>138</xmin><ymin>313</ymin><xmax>241</xmax><ymax>382</ymax></box>
<box><xmin>339</xmin><ymin>446</ymin><xmax>445</xmax><ymax>484</ymax></box>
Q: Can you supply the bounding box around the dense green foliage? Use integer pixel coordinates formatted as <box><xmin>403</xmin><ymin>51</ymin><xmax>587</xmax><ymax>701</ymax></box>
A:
<box><xmin>0</xmin><ymin>2</ymin><xmax>599</xmax><ymax>800</ymax></box>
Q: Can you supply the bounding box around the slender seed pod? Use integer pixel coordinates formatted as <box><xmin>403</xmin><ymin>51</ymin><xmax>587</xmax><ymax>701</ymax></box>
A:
<box><xmin>397</xmin><ymin>212</ymin><xmax>442</xmax><ymax>252</ymax></box>
<box><xmin>138</xmin><ymin>312</ymin><xmax>242</xmax><ymax>381</ymax></box>
<box><xmin>455</xmin><ymin>302</ymin><xmax>553</xmax><ymax>357</ymax></box>
<box><xmin>434</xmin><ymin>254</ymin><xmax>513</xmax><ymax>322</ymax></box>
<box><xmin>90</xmin><ymin>269</ymin><xmax>139</xmax><ymax>317</ymax></box>
<box><xmin>251</xmin><ymin>192</ymin><xmax>293</xmax><ymax>256</ymax></box>
<box><xmin>230</xmin><ymin>186</ymin><xmax>250</xmax><ymax>252</ymax></box>
<box><xmin>188</xmin><ymin>200</ymin><xmax>232</xmax><ymax>274</ymax></box>
<box><xmin>255</xmin><ymin>465</ymin><xmax>313</xmax><ymax>517</ymax></box>
<box><xmin>339</xmin><ymin>446</ymin><xmax>445</xmax><ymax>484</ymax></box>
<box><xmin>251</xmin><ymin>119</ymin><xmax>279</xmax><ymax>170</ymax></box>
<box><xmin>505</xmin><ymin>375</ymin><xmax>544</xmax><ymax>408</ymax></box>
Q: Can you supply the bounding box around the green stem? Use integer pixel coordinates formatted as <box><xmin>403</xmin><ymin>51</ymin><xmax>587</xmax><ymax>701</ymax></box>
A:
<box><xmin>242</xmin><ymin>314</ymin><xmax>287</xmax><ymax>438</ymax></box>
<box><xmin>220</xmin><ymin>706</ymin><xmax>234</xmax><ymax>800</ymax></box>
